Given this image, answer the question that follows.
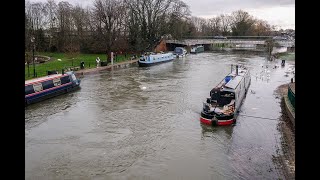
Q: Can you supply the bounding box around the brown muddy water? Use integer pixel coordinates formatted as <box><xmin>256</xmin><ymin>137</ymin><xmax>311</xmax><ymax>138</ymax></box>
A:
<box><xmin>25</xmin><ymin>52</ymin><xmax>295</xmax><ymax>179</ymax></box>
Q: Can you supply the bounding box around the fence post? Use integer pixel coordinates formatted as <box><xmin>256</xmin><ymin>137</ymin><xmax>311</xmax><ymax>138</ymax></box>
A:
<box><xmin>111</xmin><ymin>52</ymin><xmax>114</xmax><ymax>65</ymax></box>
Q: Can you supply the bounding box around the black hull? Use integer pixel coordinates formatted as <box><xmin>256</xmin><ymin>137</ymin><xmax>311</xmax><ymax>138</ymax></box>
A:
<box><xmin>25</xmin><ymin>85</ymin><xmax>80</xmax><ymax>106</ymax></box>
<box><xmin>200</xmin><ymin>111</ymin><xmax>235</xmax><ymax>120</ymax></box>
<box><xmin>138</xmin><ymin>59</ymin><xmax>174</xmax><ymax>67</ymax></box>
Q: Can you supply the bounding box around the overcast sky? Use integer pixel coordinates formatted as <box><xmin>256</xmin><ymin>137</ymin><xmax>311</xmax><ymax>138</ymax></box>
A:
<box><xmin>28</xmin><ymin>0</ymin><xmax>295</xmax><ymax>30</ymax></box>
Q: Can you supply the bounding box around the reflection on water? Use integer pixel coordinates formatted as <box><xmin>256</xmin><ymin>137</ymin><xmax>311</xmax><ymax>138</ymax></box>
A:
<box><xmin>25</xmin><ymin>51</ymin><xmax>295</xmax><ymax>179</ymax></box>
<box><xmin>200</xmin><ymin>124</ymin><xmax>234</xmax><ymax>140</ymax></box>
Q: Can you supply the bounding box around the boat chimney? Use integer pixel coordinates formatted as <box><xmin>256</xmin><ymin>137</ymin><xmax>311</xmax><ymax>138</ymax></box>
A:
<box><xmin>236</xmin><ymin>65</ymin><xmax>238</xmax><ymax>75</ymax></box>
<box><xmin>231</xmin><ymin>64</ymin><xmax>233</xmax><ymax>73</ymax></box>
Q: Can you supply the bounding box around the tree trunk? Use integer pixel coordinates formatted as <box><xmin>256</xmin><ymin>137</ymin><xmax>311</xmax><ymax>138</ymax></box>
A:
<box><xmin>106</xmin><ymin>49</ymin><xmax>111</xmax><ymax>63</ymax></box>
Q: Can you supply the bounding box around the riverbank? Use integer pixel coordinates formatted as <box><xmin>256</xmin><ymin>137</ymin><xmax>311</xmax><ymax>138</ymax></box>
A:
<box><xmin>274</xmin><ymin>83</ymin><xmax>295</xmax><ymax>179</ymax></box>
<box><xmin>74</xmin><ymin>59</ymin><xmax>139</xmax><ymax>77</ymax></box>
<box><xmin>25</xmin><ymin>52</ymin><xmax>135</xmax><ymax>80</ymax></box>
<box><xmin>275</xmin><ymin>52</ymin><xmax>295</xmax><ymax>61</ymax></box>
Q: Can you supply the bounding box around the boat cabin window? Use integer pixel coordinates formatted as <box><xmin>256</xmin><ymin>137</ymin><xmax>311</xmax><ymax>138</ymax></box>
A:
<box><xmin>33</xmin><ymin>83</ymin><xmax>43</xmax><ymax>92</ymax></box>
<box><xmin>25</xmin><ymin>85</ymin><xmax>35</xmax><ymax>95</ymax></box>
<box><xmin>60</xmin><ymin>76</ymin><xmax>71</xmax><ymax>84</ymax></box>
<box><xmin>41</xmin><ymin>80</ymin><xmax>54</xmax><ymax>90</ymax></box>
<box><xmin>53</xmin><ymin>78</ymin><xmax>61</xmax><ymax>86</ymax></box>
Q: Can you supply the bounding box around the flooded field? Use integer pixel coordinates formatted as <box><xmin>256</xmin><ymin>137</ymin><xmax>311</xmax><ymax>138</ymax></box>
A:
<box><xmin>25</xmin><ymin>51</ymin><xmax>295</xmax><ymax>179</ymax></box>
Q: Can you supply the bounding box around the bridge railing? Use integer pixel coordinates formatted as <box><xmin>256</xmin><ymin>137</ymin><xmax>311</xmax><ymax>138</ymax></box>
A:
<box><xmin>182</xmin><ymin>36</ymin><xmax>273</xmax><ymax>40</ymax></box>
<box><xmin>166</xmin><ymin>39</ymin><xmax>294</xmax><ymax>47</ymax></box>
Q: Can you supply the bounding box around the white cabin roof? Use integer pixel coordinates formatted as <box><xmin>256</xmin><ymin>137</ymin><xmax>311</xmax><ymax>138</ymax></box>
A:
<box><xmin>149</xmin><ymin>52</ymin><xmax>173</xmax><ymax>58</ymax></box>
<box><xmin>224</xmin><ymin>68</ymin><xmax>248</xmax><ymax>89</ymax></box>
<box><xmin>224</xmin><ymin>76</ymin><xmax>242</xmax><ymax>89</ymax></box>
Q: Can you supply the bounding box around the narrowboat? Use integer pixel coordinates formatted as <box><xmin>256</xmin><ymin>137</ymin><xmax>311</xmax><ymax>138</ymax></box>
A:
<box><xmin>25</xmin><ymin>71</ymin><xmax>81</xmax><ymax>106</ymax></box>
<box><xmin>138</xmin><ymin>52</ymin><xmax>175</xmax><ymax>67</ymax></box>
<box><xmin>200</xmin><ymin>65</ymin><xmax>251</xmax><ymax>126</ymax></box>
<box><xmin>174</xmin><ymin>47</ymin><xmax>187</xmax><ymax>57</ymax></box>
<box><xmin>190</xmin><ymin>45</ymin><xmax>204</xmax><ymax>54</ymax></box>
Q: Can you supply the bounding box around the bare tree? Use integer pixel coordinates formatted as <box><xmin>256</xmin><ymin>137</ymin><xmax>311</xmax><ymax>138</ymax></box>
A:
<box><xmin>163</xmin><ymin>0</ymin><xmax>190</xmax><ymax>40</ymax></box>
<box><xmin>56</xmin><ymin>1</ymin><xmax>73</xmax><ymax>52</ymax></box>
<box><xmin>93</xmin><ymin>0</ymin><xmax>125</xmax><ymax>62</ymax></box>
<box><xmin>125</xmin><ymin>0</ymin><xmax>185</xmax><ymax>51</ymax></box>
<box><xmin>230</xmin><ymin>10</ymin><xmax>255</xmax><ymax>36</ymax></box>
<box><xmin>208</xmin><ymin>17</ymin><xmax>221</xmax><ymax>36</ymax></box>
<box><xmin>265</xmin><ymin>39</ymin><xmax>279</xmax><ymax>61</ymax></box>
<box><xmin>252</xmin><ymin>19</ymin><xmax>273</xmax><ymax>36</ymax></box>
<box><xmin>25</xmin><ymin>0</ymin><xmax>276</xmax><ymax>55</ymax></box>
<box><xmin>44</xmin><ymin>0</ymin><xmax>58</xmax><ymax>51</ymax></box>
<box><xmin>219</xmin><ymin>14</ymin><xmax>232</xmax><ymax>36</ymax></box>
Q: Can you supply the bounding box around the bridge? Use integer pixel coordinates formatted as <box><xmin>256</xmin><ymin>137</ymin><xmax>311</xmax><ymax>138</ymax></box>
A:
<box><xmin>166</xmin><ymin>36</ymin><xmax>295</xmax><ymax>49</ymax></box>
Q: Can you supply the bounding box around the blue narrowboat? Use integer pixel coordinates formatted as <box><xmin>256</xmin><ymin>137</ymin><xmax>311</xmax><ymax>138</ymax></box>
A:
<box><xmin>174</xmin><ymin>47</ymin><xmax>187</xmax><ymax>57</ymax></box>
<box><xmin>138</xmin><ymin>52</ymin><xmax>175</xmax><ymax>67</ymax></box>
<box><xmin>25</xmin><ymin>71</ymin><xmax>81</xmax><ymax>106</ymax></box>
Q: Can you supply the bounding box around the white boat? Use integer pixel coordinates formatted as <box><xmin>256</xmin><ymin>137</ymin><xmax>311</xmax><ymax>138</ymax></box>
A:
<box><xmin>190</xmin><ymin>45</ymin><xmax>204</xmax><ymax>54</ymax></box>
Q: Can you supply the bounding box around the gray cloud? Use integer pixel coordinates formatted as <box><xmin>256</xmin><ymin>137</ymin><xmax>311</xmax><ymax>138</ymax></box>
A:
<box><xmin>28</xmin><ymin>0</ymin><xmax>93</xmax><ymax>7</ymax></box>
<box><xmin>183</xmin><ymin>0</ymin><xmax>295</xmax><ymax>16</ymax></box>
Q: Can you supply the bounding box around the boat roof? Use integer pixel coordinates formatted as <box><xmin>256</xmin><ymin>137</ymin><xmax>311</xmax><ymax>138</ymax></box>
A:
<box><xmin>148</xmin><ymin>52</ymin><xmax>173</xmax><ymax>58</ymax></box>
<box><xmin>224</xmin><ymin>76</ymin><xmax>242</xmax><ymax>89</ymax></box>
<box><xmin>25</xmin><ymin>74</ymin><xmax>67</xmax><ymax>85</ymax></box>
<box><xmin>174</xmin><ymin>47</ymin><xmax>186</xmax><ymax>50</ymax></box>
<box><xmin>222</xmin><ymin>67</ymin><xmax>249</xmax><ymax>90</ymax></box>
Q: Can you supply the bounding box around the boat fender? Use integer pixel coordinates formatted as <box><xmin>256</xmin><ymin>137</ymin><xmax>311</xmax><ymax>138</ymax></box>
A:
<box><xmin>212</xmin><ymin>116</ymin><xmax>217</xmax><ymax>126</ymax></box>
<box><xmin>233</xmin><ymin>119</ymin><xmax>237</xmax><ymax>124</ymax></box>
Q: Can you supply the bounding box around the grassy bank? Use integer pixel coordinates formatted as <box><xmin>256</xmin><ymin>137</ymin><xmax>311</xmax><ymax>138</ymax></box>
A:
<box><xmin>25</xmin><ymin>52</ymin><xmax>133</xmax><ymax>80</ymax></box>
<box><xmin>276</xmin><ymin>52</ymin><xmax>295</xmax><ymax>61</ymax></box>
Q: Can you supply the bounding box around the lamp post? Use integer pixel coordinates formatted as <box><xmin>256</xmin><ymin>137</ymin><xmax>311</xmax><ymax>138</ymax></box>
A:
<box><xmin>31</xmin><ymin>36</ymin><xmax>36</xmax><ymax>77</ymax></box>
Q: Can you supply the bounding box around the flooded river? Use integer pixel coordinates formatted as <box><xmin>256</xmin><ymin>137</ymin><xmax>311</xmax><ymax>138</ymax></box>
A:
<box><xmin>25</xmin><ymin>52</ymin><xmax>295</xmax><ymax>179</ymax></box>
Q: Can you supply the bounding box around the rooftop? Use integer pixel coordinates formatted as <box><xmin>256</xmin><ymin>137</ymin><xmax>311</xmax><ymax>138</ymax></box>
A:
<box><xmin>25</xmin><ymin>74</ymin><xmax>65</xmax><ymax>85</ymax></box>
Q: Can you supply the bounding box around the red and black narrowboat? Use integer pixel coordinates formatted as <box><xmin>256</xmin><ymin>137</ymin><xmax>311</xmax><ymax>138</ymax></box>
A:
<box><xmin>200</xmin><ymin>65</ymin><xmax>251</xmax><ymax>126</ymax></box>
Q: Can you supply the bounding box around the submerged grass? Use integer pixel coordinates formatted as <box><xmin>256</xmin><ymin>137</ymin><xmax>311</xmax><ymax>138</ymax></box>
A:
<box><xmin>277</xmin><ymin>52</ymin><xmax>295</xmax><ymax>61</ymax></box>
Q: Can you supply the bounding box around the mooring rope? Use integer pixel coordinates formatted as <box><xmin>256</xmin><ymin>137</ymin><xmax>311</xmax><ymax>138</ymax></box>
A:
<box><xmin>238</xmin><ymin>114</ymin><xmax>279</xmax><ymax>121</ymax></box>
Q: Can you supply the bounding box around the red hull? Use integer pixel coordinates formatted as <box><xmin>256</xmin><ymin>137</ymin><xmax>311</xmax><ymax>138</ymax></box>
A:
<box><xmin>200</xmin><ymin>117</ymin><xmax>212</xmax><ymax>125</ymax></box>
<box><xmin>200</xmin><ymin>117</ymin><xmax>234</xmax><ymax>126</ymax></box>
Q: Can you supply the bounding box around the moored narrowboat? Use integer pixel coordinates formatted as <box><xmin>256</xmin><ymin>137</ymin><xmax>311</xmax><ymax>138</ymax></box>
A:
<box><xmin>200</xmin><ymin>65</ymin><xmax>251</xmax><ymax>126</ymax></box>
<box><xmin>25</xmin><ymin>71</ymin><xmax>81</xmax><ymax>106</ymax></box>
<box><xmin>190</xmin><ymin>45</ymin><xmax>204</xmax><ymax>54</ymax></box>
<box><xmin>174</xmin><ymin>47</ymin><xmax>187</xmax><ymax>57</ymax></box>
<box><xmin>138</xmin><ymin>52</ymin><xmax>175</xmax><ymax>67</ymax></box>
